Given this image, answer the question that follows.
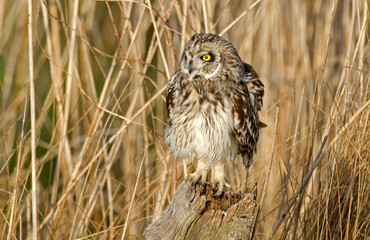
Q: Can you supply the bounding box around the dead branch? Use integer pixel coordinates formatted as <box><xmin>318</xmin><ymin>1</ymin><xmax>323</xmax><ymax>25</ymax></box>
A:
<box><xmin>144</xmin><ymin>180</ymin><xmax>258</xmax><ymax>240</ymax></box>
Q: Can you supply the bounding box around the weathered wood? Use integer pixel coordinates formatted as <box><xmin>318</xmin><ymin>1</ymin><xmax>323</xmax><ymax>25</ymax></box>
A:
<box><xmin>144</xmin><ymin>181</ymin><xmax>258</xmax><ymax>240</ymax></box>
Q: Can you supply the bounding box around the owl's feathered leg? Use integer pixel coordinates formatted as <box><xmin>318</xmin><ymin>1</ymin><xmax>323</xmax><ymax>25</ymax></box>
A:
<box><xmin>213</xmin><ymin>163</ymin><xmax>231</xmax><ymax>196</ymax></box>
<box><xmin>185</xmin><ymin>158</ymin><xmax>210</xmax><ymax>194</ymax></box>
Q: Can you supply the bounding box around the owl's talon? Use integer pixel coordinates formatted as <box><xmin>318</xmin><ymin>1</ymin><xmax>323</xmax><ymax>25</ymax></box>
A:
<box><xmin>200</xmin><ymin>183</ymin><xmax>207</xmax><ymax>195</ymax></box>
<box><xmin>212</xmin><ymin>178</ymin><xmax>232</xmax><ymax>197</ymax></box>
<box><xmin>186</xmin><ymin>169</ymin><xmax>208</xmax><ymax>193</ymax></box>
<box><xmin>185</xmin><ymin>176</ymin><xmax>196</xmax><ymax>191</ymax></box>
<box><xmin>212</xmin><ymin>183</ymin><xmax>222</xmax><ymax>197</ymax></box>
<box><xmin>213</xmin><ymin>190</ymin><xmax>223</xmax><ymax>197</ymax></box>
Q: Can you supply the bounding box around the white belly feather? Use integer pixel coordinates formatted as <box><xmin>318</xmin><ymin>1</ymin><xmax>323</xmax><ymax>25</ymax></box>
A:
<box><xmin>166</xmin><ymin>93</ymin><xmax>239</xmax><ymax>165</ymax></box>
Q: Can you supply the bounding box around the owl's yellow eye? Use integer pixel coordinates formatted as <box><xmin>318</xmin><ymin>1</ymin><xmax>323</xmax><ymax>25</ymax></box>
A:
<box><xmin>202</xmin><ymin>54</ymin><xmax>212</xmax><ymax>61</ymax></box>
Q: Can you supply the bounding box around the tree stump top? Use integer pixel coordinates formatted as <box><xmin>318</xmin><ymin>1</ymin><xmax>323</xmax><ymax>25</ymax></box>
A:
<box><xmin>144</xmin><ymin>181</ymin><xmax>258</xmax><ymax>240</ymax></box>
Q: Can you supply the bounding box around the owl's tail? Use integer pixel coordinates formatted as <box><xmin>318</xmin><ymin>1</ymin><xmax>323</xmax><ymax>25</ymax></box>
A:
<box><xmin>242</xmin><ymin>152</ymin><xmax>254</xmax><ymax>171</ymax></box>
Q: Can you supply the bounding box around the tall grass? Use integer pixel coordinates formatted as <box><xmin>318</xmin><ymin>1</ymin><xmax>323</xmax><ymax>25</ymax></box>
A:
<box><xmin>0</xmin><ymin>0</ymin><xmax>368</xmax><ymax>239</ymax></box>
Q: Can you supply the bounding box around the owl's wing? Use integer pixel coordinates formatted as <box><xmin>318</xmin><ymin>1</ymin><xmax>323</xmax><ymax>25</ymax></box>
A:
<box><xmin>243</xmin><ymin>63</ymin><xmax>264</xmax><ymax>111</ymax></box>
<box><xmin>166</xmin><ymin>74</ymin><xmax>177</xmax><ymax>126</ymax></box>
<box><xmin>232</xmin><ymin>63</ymin><xmax>264</xmax><ymax>169</ymax></box>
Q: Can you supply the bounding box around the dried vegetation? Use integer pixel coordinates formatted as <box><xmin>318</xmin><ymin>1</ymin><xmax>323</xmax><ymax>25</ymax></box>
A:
<box><xmin>0</xmin><ymin>0</ymin><xmax>369</xmax><ymax>239</ymax></box>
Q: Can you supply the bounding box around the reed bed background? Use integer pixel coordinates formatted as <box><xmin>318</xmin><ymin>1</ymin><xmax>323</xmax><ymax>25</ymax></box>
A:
<box><xmin>0</xmin><ymin>0</ymin><xmax>369</xmax><ymax>239</ymax></box>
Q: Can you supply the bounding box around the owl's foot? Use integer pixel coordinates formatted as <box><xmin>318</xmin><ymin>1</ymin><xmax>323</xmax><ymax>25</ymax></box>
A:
<box><xmin>212</xmin><ymin>163</ymin><xmax>232</xmax><ymax>197</ymax></box>
<box><xmin>212</xmin><ymin>177</ymin><xmax>232</xmax><ymax>197</ymax></box>
<box><xmin>185</xmin><ymin>159</ymin><xmax>210</xmax><ymax>194</ymax></box>
<box><xmin>186</xmin><ymin>169</ymin><xmax>208</xmax><ymax>194</ymax></box>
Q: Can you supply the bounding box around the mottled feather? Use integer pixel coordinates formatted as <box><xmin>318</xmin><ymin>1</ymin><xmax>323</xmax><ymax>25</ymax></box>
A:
<box><xmin>166</xmin><ymin>75</ymin><xmax>176</xmax><ymax>126</ymax></box>
<box><xmin>232</xmin><ymin>64</ymin><xmax>264</xmax><ymax>169</ymax></box>
<box><xmin>164</xmin><ymin>33</ymin><xmax>265</xmax><ymax>194</ymax></box>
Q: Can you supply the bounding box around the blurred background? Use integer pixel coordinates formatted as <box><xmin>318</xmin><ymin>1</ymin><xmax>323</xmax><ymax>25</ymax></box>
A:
<box><xmin>0</xmin><ymin>0</ymin><xmax>368</xmax><ymax>239</ymax></box>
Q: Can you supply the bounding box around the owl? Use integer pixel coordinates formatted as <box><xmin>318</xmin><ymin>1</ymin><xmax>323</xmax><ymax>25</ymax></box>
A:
<box><xmin>165</xmin><ymin>33</ymin><xmax>264</xmax><ymax>196</ymax></box>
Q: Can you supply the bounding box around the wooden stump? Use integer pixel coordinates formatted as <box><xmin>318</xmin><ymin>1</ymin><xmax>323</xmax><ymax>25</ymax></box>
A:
<box><xmin>144</xmin><ymin>181</ymin><xmax>258</xmax><ymax>240</ymax></box>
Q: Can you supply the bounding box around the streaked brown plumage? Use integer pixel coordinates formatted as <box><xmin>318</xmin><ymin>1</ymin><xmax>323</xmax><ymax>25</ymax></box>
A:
<box><xmin>165</xmin><ymin>33</ymin><xmax>264</xmax><ymax>195</ymax></box>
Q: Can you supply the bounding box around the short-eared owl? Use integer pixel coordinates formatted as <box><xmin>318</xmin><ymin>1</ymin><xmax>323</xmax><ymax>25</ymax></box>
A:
<box><xmin>165</xmin><ymin>33</ymin><xmax>264</xmax><ymax>196</ymax></box>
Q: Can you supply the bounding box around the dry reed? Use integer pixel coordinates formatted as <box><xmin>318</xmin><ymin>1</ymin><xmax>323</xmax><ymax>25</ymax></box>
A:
<box><xmin>0</xmin><ymin>0</ymin><xmax>368</xmax><ymax>239</ymax></box>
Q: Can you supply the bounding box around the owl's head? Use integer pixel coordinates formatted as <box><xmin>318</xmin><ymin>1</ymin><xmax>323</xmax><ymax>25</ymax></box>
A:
<box><xmin>179</xmin><ymin>33</ymin><xmax>243</xmax><ymax>80</ymax></box>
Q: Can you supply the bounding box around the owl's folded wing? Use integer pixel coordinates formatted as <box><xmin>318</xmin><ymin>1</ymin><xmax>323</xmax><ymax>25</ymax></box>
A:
<box><xmin>166</xmin><ymin>74</ymin><xmax>177</xmax><ymax>126</ymax></box>
<box><xmin>232</xmin><ymin>64</ymin><xmax>264</xmax><ymax>169</ymax></box>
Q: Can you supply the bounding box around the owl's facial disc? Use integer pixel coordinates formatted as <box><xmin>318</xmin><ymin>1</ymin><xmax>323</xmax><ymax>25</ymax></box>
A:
<box><xmin>180</xmin><ymin>49</ymin><xmax>220</xmax><ymax>79</ymax></box>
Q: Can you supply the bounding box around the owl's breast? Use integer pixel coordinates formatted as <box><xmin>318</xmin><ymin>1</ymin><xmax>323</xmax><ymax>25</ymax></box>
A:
<box><xmin>165</xmin><ymin>85</ymin><xmax>238</xmax><ymax>164</ymax></box>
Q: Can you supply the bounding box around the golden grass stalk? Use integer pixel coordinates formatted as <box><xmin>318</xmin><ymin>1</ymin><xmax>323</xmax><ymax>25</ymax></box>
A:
<box><xmin>0</xmin><ymin>0</ymin><xmax>368</xmax><ymax>239</ymax></box>
<box><xmin>27</xmin><ymin>0</ymin><xmax>37</xmax><ymax>238</ymax></box>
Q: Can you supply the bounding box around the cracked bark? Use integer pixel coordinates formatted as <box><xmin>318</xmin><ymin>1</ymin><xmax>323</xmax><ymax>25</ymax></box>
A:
<box><xmin>144</xmin><ymin>180</ymin><xmax>258</xmax><ymax>240</ymax></box>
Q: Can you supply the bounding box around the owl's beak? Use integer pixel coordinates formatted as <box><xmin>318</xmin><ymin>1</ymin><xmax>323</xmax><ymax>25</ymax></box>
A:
<box><xmin>187</xmin><ymin>59</ymin><xmax>199</xmax><ymax>79</ymax></box>
<box><xmin>188</xmin><ymin>60</ymin><xmax>194</xmax><ymax>74</ymax></box>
